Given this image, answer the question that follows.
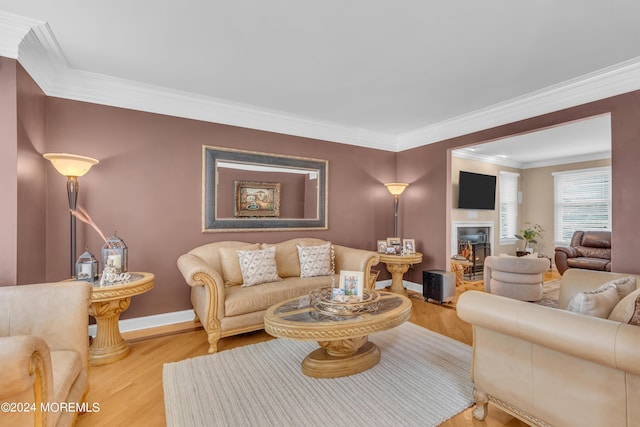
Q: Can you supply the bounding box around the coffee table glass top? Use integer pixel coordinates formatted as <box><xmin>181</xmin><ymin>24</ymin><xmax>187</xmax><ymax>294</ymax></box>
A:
<box><xmin>271</xmin><ymin>291</ymin><xmax>407</xmax><ymax>324</ymax></box>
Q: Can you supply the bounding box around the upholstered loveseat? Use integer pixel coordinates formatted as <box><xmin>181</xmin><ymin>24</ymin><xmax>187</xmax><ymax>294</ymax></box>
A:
<box><xmin>0</xmin><ymin>281</ymin><xmax>91</xmax><ymax>427</ymax></box>
<box><xmin>457</xmin><ymin>269</ymin><xmax>640</xmax><ymax>427</ymax></box>
<box><xmin>554</xmin><ymin>230</ymin><xmax>612</xmax><ymax>275</ymax></box>
<box><xmin>177</xmin><ymin>238</ymin><xmax>379</xmax><ymax>353</ymax></box>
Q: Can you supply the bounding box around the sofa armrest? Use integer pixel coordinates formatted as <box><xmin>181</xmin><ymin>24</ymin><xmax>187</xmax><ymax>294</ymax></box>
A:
<box><xmin>177</xmin><ymin>253</ymin><xmax>224</xmax><ymax>288</ymax></box>
<box><xmin>0</xmin><ymin>336</ymin><xmax>53</xmax><ymax>401</ymax></box>
<box><xmin>333</xmin><ymin>245</ymin><xmax>380</xmax><ymax>288</ymax></box>
<box><xmin>177</xmin><ymin>253</ymin><xmax>226</xmax><ymax>324</ymax></box>
<box><xmin>555</xmin><ymin>246</ymin><xmax>579</xmax><ymax>258</ymax></box>
<box><xmin>1</xmin><ymin>282</ymin><xmax>90</xmax><ymax>370</ymax></box>
<box><xmin>457</xmin><ymin>290</ymin><xmax>640</xmax><ymax>376</ymax></box>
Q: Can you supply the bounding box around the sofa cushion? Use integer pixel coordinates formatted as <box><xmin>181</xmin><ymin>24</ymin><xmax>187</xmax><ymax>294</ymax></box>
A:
<box><xmin>297</xmin><ymin>242</ymin><xmax>332</xmax><ymax>278</ymax></box>
<box><xmin>224</xmin><ymin>275</ymin><xmax>337</xmax><ymax>316</ymax></box>
<box><xmin>219</xmin><ymin>244</ymin><xmax>261</xmax><ymax>286</ymax></box>
<box><xmin>566</xmin><ymin>282</ymin><xmax>620</xmax><ymax>318</ymax></box>
<box><xmin>609</xmin><ymin>287</ymin><xmax>640</xmax><ymax>323</ymax></box>
<box><xmin>237</xmin><ymin>246</ymin><xmax>281</xmax><ymax>287</ymax></box>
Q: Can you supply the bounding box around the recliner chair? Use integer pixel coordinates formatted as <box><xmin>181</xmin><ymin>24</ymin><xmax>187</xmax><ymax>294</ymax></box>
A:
<box><xmin>554</xmin><ymin>230</ymin><xmax>612</xmax><ymax>275</ymax></box>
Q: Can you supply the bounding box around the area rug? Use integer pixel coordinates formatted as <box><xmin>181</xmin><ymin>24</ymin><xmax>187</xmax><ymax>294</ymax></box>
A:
<box><xmin>163</xmin><ymin>322</ymin><xmax>473</xmax><ymax>427</ymax></box>
<box><xmin>535</xmin><ymin>278</ymin><xmax>560</xmax><ymax>308</ymax></box>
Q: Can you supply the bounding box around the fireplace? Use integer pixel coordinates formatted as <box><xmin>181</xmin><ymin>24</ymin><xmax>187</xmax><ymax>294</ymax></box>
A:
<box><xmin>452</xmin><ymin>222</ymin><xmax>494</xmax><ymax>279</ymax></box>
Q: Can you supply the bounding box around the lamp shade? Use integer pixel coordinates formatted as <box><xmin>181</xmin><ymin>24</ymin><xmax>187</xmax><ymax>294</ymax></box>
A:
<box><xmin>43</xmin><ymin>153</ymin><xmax>99</xmax><ymax>177</ymax></box>
<box><xmin>384</xmin><ymin>182</ymin><xmax>409</xmax><ymax>196</ymax></box>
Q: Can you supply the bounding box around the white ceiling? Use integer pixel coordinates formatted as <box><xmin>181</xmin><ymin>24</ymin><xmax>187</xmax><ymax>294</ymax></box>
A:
<box><xmin>0</xmin><ymin>1</ymin><xmax>639</xmax><ymax>155</ymax></box>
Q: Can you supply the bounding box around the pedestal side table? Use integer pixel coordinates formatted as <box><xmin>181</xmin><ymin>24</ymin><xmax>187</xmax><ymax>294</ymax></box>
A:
<box><xmin>378</xmin><ymin>252</ymin><xmax>423</xmax><ymax>294</ymax></box>
<box><xmin>88</xmin><ymin>272</ymin><xmax>154</xmax><ymax>366</ymax></box>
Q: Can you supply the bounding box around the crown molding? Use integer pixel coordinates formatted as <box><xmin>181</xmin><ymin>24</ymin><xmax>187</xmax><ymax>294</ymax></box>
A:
<box><xmin>2</xmin><ymin>11</ymin><xmax>640</xmax><ymax>153</ymax></box>
<box><xmin>0</xmin><ymin>11</ymin><xmax>43</xmax><ymax>59</ymax></box>
<box><xmin>453</xmin><ymin>148</ymin><xmax>611</xmax><ymax>170</ymax></box>
<box><xmin>397</xmin><ymin>57</ymin><xmax>640</xmax><ymax>151</ymax></box>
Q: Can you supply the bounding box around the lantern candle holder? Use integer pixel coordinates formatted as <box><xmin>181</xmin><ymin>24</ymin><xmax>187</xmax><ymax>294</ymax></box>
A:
<box><xmin>102</xmin><ymin>232</ymin><xmax>128</xmax><ymax>274</ymax></box>
<box><xmin>76</xmin><ymin>248</ymin><xmax>99</xmax><ymax>282</ymax></box>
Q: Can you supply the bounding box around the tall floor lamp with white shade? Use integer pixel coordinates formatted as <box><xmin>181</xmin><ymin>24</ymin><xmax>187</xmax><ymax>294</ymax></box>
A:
<box><xmin>44</xmin><ymin>153</ymin><xmax>99</xmax><ymax>276</ymax></box>
<box><xmin>384</xmin><ymin>182</ymin><xmax>409</xmax><ymax>238</ymax></box>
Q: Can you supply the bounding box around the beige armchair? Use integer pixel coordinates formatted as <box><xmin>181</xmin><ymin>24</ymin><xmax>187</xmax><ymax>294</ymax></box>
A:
<box><xmin>0</xmin><ymin>282</ymin><xmax>91</xmax><ymax>427</ymax></box>
<box><xmin>483</xmin><ymin>255</ymin><xmax>550</xmax><ymax>301</ymax></box>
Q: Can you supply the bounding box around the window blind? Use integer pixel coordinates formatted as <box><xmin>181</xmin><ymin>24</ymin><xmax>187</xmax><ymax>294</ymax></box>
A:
<box><xmin>553</xmin><ymin>166</ymin><xmax>611</xmax><ymax>245</ymax></box>
<box><xmin>499</xmin><ymin>171</ymin><xmax>519</xmax><ymax>243</ymax></box>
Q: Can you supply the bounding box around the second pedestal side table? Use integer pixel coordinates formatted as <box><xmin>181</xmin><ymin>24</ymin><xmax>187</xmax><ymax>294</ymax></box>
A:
<box><xmin>378</xmin><ymin>252</ymin><xmax>423</xmax><ymax>294</ymax></box>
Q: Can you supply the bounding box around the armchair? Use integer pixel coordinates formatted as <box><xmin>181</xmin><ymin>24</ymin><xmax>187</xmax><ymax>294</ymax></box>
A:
<box><xmin>0</xmin><ymin>282</ymin><xmax>91</xmax><ymax>427</ymax></box>
<box><xmin>483</xmin><ymin>255</ymin><xmax>550</xmax><ymax>302</ymax></box>
<box><xmin>554</xmin><ymin>230</ymin><xmax>611</xmax><ymax>275</ymax></box>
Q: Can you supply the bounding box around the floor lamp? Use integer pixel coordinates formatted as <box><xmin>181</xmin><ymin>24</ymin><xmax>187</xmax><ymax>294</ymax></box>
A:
<box><xmin>384</xmin><ymin>183</ymin><xmax>409</xmax><ymax>238</ymax></box>
<box><xmin>44</xmin><ymin>153</ymin><xmax>99</xmax><ymax>276</ymax></box>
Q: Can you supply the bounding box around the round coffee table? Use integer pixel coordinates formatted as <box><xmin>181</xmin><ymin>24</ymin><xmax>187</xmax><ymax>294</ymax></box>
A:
<box><xmin>264</xmin><ymin>291</ymin><xmax>411</xmax><ymax>378</ymax></box>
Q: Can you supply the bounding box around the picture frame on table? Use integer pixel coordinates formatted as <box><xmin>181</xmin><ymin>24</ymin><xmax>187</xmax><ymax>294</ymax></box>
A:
<box><xmin>377</xmin><ymin>240</ymin><xmax>388</xmax><ymax>253</ymax></box>
<box><xmin>402</xmin><ymin>239</ymin><xmax>416</xmax><ymax>254</ymax></box>
<box><xmin>234</xmin><ymin>181</ymin><xmax>281</xmax><ymax>217</ymax></box>
<box><xmin>386</xmin><ymin>237</ymin><xmax>402</xmax><ymax>254</ymax></box>
<box><xmin>338</xmin><ymin>270</ymin><xmax>364</xmax><ymax>302</ymax></box>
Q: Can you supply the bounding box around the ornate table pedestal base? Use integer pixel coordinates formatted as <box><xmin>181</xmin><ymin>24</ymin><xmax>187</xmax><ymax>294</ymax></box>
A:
<box><xmin>302</xmin><ymin>336</ymin><xmax>380</xmax><ymax>378</ymax></box>
<box><xmin>89</xmin><ymin>298</ymin><xmax>131</xmax><ymax>366</ymax></box>
<box><xmin>379</xmin><ymin>253</ymin><xmax>423</xmax><ymax>295</ymax></box>
<box><xmin>87</xmin><ymin>272</ymin><xmax>154</xmax><ymax>366</ymax></box>
<box><xmin>386</xmin><ymin>263</ymin><xmax>411</xmax><ymax>294</ymax></box>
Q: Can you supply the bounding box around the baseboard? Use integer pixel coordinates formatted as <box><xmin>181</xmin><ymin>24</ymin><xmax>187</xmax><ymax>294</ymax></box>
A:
<box><xmin>375</xmin><ymin>279</ymin><xmax>422</xmax><ymax>293</ymax></box>
<box><xmin>88</xmin><ymin>309</ymin><xmax>195</xmax><ymax>338</ymax></box>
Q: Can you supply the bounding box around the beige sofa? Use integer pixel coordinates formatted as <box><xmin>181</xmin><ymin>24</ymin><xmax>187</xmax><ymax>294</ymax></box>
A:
<box><xmin>0</xmin><ymin>281</ymin><xmax>91</xmax><ymax>427</ymax></box>
<box><xmin>457</xmin><ymin>269</ymin><xmax>640</xmax><ymax>427</ymax></box>
<box><xmin>177</xmin><ymin>238</ymin><xmax>379</xmax><ymax>353</ymax></box>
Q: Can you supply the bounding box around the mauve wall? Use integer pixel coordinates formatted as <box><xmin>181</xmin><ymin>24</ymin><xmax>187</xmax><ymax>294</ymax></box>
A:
<box><xmin>0</xmin><ymin>57</ymin><xmax>18</xmax><ymax>286</ymax></box>
<box><xmin>398</xmin><ymin>91</ymin><xmax>640</xmax><ymax>283</ymax></box>
<box><xmin>43</xmin><ymin>97</ymin><xmax>396</xmax><ymax>319</ymax></box>
<box><xmin>17</xmin><ymin>64</ymin><xmax>47</xmax><ymax>285</ymax></box>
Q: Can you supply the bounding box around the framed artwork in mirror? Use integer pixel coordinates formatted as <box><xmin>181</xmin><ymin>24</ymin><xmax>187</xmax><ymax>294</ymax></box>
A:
<box><xmin>235</xmin><ymin>181</ymin><xmax>281</xmax><ymax>217</ymax></box>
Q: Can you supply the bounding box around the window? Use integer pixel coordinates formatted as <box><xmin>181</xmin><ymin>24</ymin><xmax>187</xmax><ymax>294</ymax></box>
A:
<box><xmin>553</xmin><ymin>167</ymin><xmax>611</xmax><ymax>245</ymax></box>
<box><xmin>499</xmin><ymin>171</ymin><xmax>519</xmax><ymax>244</ymax></box>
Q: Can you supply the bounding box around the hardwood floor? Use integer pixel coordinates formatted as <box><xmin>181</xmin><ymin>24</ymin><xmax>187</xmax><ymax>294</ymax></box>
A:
<box><xmin>77</xmin><ymin>276</ymin><xmax>560</xmax><ymax>427</ymax></box>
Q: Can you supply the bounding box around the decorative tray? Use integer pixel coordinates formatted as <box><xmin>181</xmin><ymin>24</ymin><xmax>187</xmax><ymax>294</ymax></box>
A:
<box><xmin>309</xmin><ymin>287</ymin><xmax>380</xmax><ymax>316</ymax></box>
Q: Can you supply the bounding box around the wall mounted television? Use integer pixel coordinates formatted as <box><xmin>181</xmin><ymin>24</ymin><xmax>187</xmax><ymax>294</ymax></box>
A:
<box><xmin>458</xmin><ymin>171</ymin><xmax>496</xmax><ymax>210</ymax></box>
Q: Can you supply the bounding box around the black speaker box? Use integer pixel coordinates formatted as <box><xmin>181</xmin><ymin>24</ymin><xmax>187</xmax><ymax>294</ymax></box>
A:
<box><xmin>422</xmin><ymin>270</ymin><xmax>455</xmax><ymax>304</ymax></box>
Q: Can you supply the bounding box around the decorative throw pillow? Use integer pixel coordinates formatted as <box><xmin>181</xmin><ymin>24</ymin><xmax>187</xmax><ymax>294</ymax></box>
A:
<box><xmin>606</xmin><ymin>276</ymin><xmax>637</xmax><ymax>299</ymax></box>
<box><xmin>236</xmin><ymin>246</ymin><xmax>281</xmax><ymax>287</ymax></box>
<box><xmin>297</xmin><ymin>242</ymin><xmax>332</xmax><ymax>278</ymax></box>
<box><xmin>609</xmin><ymin>287</ymin><xmax>640</xmax><ymax>323</ymax></box>
<box><xmin>629</xmin><ymin>297</ymin><xmax>640</xmax><ymax>326</ymax></box>
<box><xmin>219</xmin><ymin>244</ymin><xmax>261</xmax><ymax>286</ymax></box>
<box><xmin>566</xmin><ymin>283</ymin><xmax>620</xmax><ymax>318</ymax></box>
